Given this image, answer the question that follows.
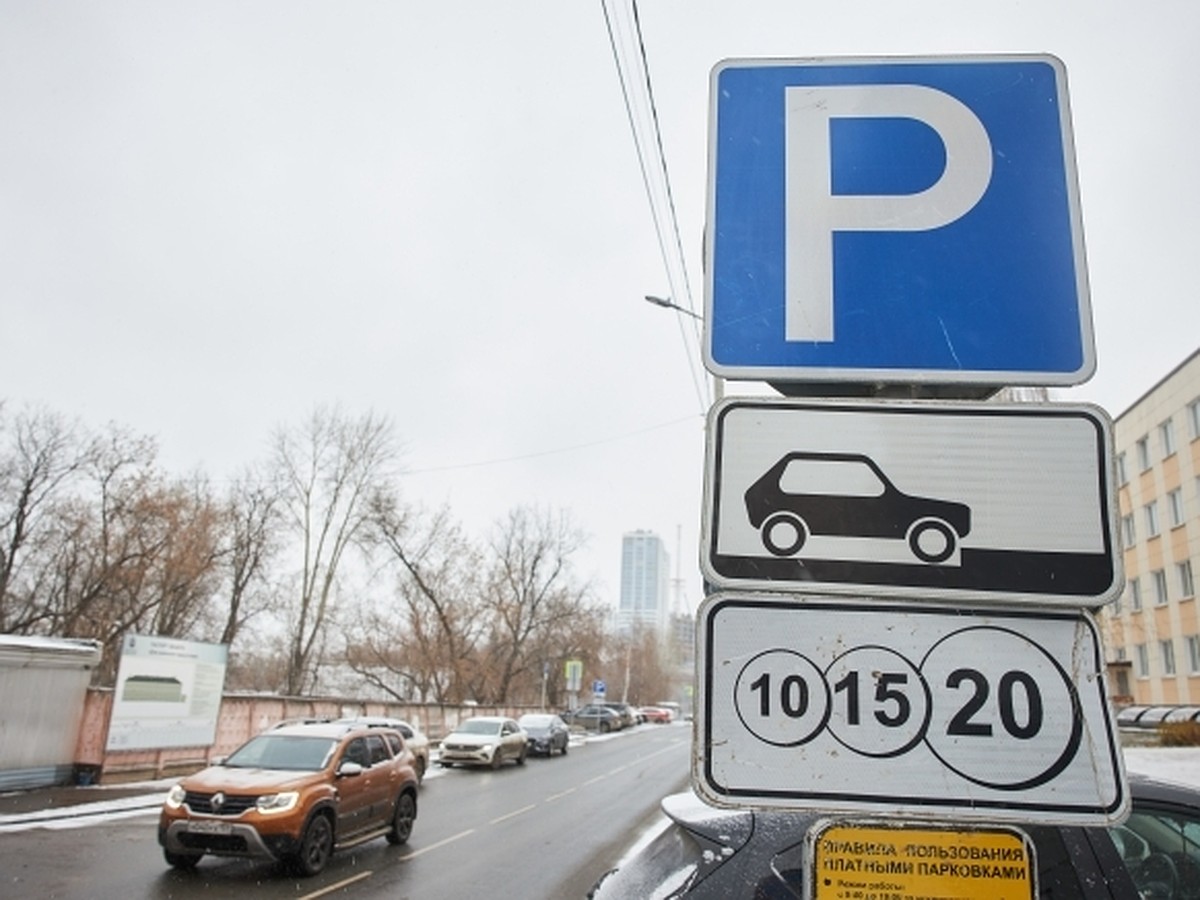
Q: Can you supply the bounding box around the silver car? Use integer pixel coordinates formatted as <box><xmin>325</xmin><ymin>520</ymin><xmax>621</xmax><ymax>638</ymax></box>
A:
<box><xmin>438</xmin><ymin>716</ymin><xmax>527</xmax><ymax>769</ymax></box>
<box><xmin>334</xmin><ymin>716</ymin><xmax>431</xmax><ymax>783</ymax></box>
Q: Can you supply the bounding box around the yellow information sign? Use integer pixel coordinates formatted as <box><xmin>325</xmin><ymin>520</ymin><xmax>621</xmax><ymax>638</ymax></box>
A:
<box><xmin>810</xmin><ymin>821</ymin><xmax>1034</xmax><ymax>900</ymax></box>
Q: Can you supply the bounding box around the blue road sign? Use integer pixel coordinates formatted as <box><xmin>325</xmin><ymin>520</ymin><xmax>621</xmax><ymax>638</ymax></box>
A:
<box><xmin>704</xmin><ymin>55</ymin><xmax>1094</xmax><ymax>388</ymax></box>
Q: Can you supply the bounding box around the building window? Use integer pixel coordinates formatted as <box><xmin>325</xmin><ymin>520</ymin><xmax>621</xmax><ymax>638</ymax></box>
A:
<box><xmin>1121</xmin><ymin>513</ymin><xmax>1136</xmax><ymax>548</ymax></box>
<box><xmin>1169</xmin><ymin>488</ymin><xmax>1186</xmax><ymax>528</ymax></box>
<box><xmin>1130</xmin><ymin>577</ymin><xmax>1142</xmax><ymax>611</ymax></box>
<box><xmin>1153</xmin><ymin>569</ymin><xmax>1169</xmax><ymax>605</ymax></box>
<box><xmin>1190</xmin><ymin>398</ymin><xmax>1200</xmax><ymax>440</ymax></box>
<box><xmin>1161</xmin><ymin>639</ymin><xmax>1177</xmax><ymax>676</ymax></box>
<box><xmin>1116</xmin><ymin>452</ymin><xmax>1128</xmax><ymax>486</ymax></box>
<box><xmin>1135</xmin><ymin>643</ymin><xmax>1149</xmax><ymax>677</ymax></box>
<box><xmin>1160</xmin><ymin>419</ymin><xmax>1177</xmax><ymax>458</ymax></box>
<box><xmin>1180</xmin><ymin>560</ymin><xmax>1196</xmax><ymax>599</ymax></box>
<box><xmin>1189</xmin><ymin>636</ymin><xmax>1200</xmax><ymax>674</ymax></box>
<box><xmin>1137</xmin><ymin>435</ymin><xmax>1151</xmax><ymax>471</ymax></box>
<box><xmin>1145</xmin><ymin>501</ymin><xmax>1160</xmax><ymax>538</ymax></box>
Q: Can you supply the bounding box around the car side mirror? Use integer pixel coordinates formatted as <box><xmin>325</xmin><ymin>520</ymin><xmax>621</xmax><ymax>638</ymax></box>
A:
<box><xmin>338</xmin><ymin>761</ymin><xmax>364</xmax><ymax>778</ymax></box>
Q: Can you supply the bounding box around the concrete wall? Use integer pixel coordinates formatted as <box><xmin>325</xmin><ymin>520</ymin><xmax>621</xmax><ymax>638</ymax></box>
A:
<box><xmin>76</xmin><ymin>688</ymin><xmax>535</xmax><ymax>783</ymax></box>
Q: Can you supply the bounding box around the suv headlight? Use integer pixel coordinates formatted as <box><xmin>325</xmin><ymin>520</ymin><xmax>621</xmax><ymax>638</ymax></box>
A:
<box><xmin>165</xmin><ymin>784</ymin><xmax>187</xmax><ymax>809</ymax></box>
<box><xmin>256</xmin><ymin>791</ymin><xmax>299</xmax><ymax>813</ymax></box>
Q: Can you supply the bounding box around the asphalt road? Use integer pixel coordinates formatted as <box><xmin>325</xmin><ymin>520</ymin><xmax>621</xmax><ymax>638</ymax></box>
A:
<box><xmin>0</xmin><ymin>723</ymin><xmax>692</xmax><ymax>899</ymax></box>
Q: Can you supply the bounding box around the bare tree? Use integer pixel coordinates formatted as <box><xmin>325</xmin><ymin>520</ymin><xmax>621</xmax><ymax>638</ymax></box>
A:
<box><xmin>478</xmin><ymin>507</ymin><xmax>599</xmax><ymax>704</ymax></box>
<box><xmin>0</xmin><ymin>405</ymin><xmax>94</xmax><ymax>632</ymax></box>
<box><xmin>612</xmin><ymin>624</ymin><xmax>673</xmax><ymax>707</ymax></box>
<box><xmin>145</xmin><ymin>476</ymin><xmax>225</xmax><ymax>640</ymax></box>
<box><xmin>8</xmin><ymin>425</ymin><xmax>224</xmax><ymax>682</ymax></box>
<box><xmin>272</xmin><ymin>406</ymin><xmax>398</xmax><ymax>696</ymax></box>
<box><xmin>525</xmin><ymin>593</ymin><xmax>609</xmax><ymax>709</ymax></box>
<box><xmin>351</xmin><ymin>499</ymin><xmax>487</xmax><ymax>703</ymax></box>
<box><xmin>216</xmin><ymin>467</ymin><xmax>282</xmax><ymax>647</ymax></box>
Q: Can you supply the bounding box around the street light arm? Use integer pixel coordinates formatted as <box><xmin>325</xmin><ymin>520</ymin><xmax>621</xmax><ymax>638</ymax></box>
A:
<box><xmin>644</xmin><ymin>295</ymin><xmax>702</xmax><ymax>321</ymax></box>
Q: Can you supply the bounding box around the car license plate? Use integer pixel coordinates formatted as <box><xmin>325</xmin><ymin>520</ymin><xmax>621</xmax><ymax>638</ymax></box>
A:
<box><xmin>188</xmin><ymin>819</ymin><xmax>233</xmax><ymax>835</ymax></box>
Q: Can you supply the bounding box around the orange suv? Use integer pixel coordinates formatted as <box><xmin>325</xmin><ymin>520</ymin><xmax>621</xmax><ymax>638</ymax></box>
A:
<box><xmin>158</xmin><ymin>721</ymin><xmax>419</xmax><ymax>876</ymax></box>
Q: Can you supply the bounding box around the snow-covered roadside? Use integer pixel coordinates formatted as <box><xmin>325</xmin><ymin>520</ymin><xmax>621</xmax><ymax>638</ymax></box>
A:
<box><xmin>1123</xmin><ymin>746</ymin><xmax>1200</xmax><ymax>788</ymax></box>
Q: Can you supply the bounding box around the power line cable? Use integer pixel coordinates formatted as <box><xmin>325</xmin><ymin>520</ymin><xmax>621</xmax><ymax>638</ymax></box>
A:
<box><xmin>406</xmin><ymin>414</ymin><xmax>702</xmax><ymax>475</ymax></box>
<box><xmin>601</xmin><ymin>0</ymin><xmax>708</xmax><ymax>411</ymax></box>
<box><xmin>629</xmin><ymin>0</ymin><xmax>701</xmax><ymax>334</ymax></box>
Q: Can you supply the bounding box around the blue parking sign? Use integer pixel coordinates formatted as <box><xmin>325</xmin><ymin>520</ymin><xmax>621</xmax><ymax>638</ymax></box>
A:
<box><xmin>704</xmin><ymin>55</ymin><xmax>1094</xmax><ymax>388</ymax></box>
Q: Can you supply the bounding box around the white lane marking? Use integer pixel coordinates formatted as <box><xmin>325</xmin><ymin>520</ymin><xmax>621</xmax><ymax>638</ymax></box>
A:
<box><xmin>489</xmin><ymin>804</ymin><xmax>536</xmax><ymax>825</ymax></box>
<box><xmin>396</xmin><ymin>827</ymin><xmax>476</xmax><ymax>860</ymax></box>
<box><xmin>300</xmin><ymin>870</ymin><xmax>373</xmax><ymax>899</ymax></box>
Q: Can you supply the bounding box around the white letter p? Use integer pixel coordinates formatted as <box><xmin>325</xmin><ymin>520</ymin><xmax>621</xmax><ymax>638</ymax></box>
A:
<box><xmin>784</xmin><ymin>84</ymin><xmax>992</xmax><ymax>342</ymax></box>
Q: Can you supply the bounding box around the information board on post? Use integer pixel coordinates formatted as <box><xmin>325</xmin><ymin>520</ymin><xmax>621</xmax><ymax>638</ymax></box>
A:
<box><xmin>106</xmin><ymin>634</ymin><xmax>228</xmax><ymax>751</ymax></box>
<box><xmin>807</xmin><ymin>820</ymin><xmax>1035</xmax><ymax>900</ymax></box>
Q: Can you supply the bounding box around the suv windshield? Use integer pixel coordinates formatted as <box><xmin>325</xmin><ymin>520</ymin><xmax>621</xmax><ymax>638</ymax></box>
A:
<box><xmin>224</xmin><ymin>735</ymin><xmax>338</xmax><ymax>771</ymax></box>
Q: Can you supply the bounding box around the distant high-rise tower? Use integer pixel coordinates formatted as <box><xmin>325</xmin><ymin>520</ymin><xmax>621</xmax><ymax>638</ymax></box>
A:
<box><xmin>618</xmin><ymin>530</ymin><xmax>670</xmax><ymax>633</ymax></box>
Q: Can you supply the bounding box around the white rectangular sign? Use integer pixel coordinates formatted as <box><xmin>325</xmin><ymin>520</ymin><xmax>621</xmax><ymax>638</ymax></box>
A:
<box><xmin>702</xmin><ymin>397</ymin><xmax>1120</xmax><ymax>606</ymax></box>
<box><xmin>695</xmin><ymin>595</ymin><xmax>1127</xmax><ymax>824</ymax></box>
<box><xmin>106</xmin><ymin>634</ymin><xmax>228</xmax><ymax>751</ymax></box>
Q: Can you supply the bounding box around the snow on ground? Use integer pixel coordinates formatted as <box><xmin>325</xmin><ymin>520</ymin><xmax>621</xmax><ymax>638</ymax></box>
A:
<box><xmin>1123</xmin><ymin>746</ymin><xmax>1200</xmax><ymax>789</ymax></box>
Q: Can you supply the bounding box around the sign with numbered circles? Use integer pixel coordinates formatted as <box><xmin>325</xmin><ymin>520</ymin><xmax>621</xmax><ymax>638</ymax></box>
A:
<box><xmin>695</xmin><ymin>595</ymin><xmax>1126</xmax><ymax>825</ymax></box>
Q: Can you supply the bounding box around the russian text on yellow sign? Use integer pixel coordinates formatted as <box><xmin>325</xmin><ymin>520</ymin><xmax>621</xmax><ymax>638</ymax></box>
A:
<box><xmin>812</xmin><ymin>822</ymin><xmax>1034</xmax><ymax>900</ymax></box>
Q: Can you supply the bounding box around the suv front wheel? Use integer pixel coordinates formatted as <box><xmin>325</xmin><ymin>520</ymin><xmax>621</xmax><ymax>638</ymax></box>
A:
<box><xmin>387</xmin><ymin>792</ymin><xmax>416</xmax><ymax>845</ymax></box>
<box><xmin>291</xmin><ymin>812</ymin><xmax>334</xmax><ymax>876</ymax></box>
<box><xmin>163</xmin><ymin>849</ymin><xmax>202</xmax><ymax>870</ymax></box>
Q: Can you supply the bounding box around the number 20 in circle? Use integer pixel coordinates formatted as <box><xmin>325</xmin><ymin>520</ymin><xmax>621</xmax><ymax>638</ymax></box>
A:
<box><xmin>922</xmin><ymin>625</ymin><xmax>1083</xmax><ymax>791</ymax></box>
<box><xmin>734</xmin><ymin>649</ymin><xmax>831</xmax><ymax>746</ymax></box>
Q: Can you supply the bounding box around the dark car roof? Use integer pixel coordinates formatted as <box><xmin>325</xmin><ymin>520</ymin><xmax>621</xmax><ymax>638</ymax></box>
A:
<box><xmin>1124</xmin><ymin>771</ymin><xmax>1200</xmax><ymax>806</ymax></box>
<box><xmin>662</xmin><ymin>772</ymin><xmax>1200</xmax><ymax>841</ymax></box>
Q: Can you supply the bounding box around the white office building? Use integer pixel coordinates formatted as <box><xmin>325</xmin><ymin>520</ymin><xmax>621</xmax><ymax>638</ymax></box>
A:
<box><xmin>617</xmin><ymin>530</ymin><xmax>670</xmax><ymax>634</ymax></box>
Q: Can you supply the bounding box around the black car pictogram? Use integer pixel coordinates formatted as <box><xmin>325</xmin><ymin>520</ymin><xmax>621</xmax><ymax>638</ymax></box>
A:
<box><xmin>743</xmin><ymin>452</ymin><xmax>971</xmax><ymax>564</ymax></box>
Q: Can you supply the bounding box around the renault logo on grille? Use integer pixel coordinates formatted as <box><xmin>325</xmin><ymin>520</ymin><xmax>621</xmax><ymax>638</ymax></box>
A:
<box><xmin>210</xmin><ymin>792</ymin><xmax>225</xmax><ymax>813</ymax></box>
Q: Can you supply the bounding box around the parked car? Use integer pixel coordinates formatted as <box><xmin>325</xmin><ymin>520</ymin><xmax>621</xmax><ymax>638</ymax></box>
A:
<box><xmin>517</xmin><ymin>713</ymin><xmax>570</xmax><ymax>756</ymax></box>
<box><xmin>590</xmin><ymin>774</ymin><xmax>1200</xmax><ymax>898</ymax></box>
<box><xmin>158</xmin><ymin>721</ymin><xmax>419</xmax><ymax>877</ymax></box>
<box><xmin>564</xmin><ymin>705</ymin><xmax>623</xmax><ymax>733</ymax></box>
<box><xmin>655</xmin><ymin>701</ymin><xmax>685</xmax><ymax>721</ymax></box>
<box><xmin>601</xmin><ymin>701</ymin><xmax>638</xmax><ymax>729</ymax></box>
<box><xmin>638</xmin><ymin>706</ymin><xmax>673</xmax><ymax>724</ymax></box>
<box><xmin>333</xmin><ymin>716</ymin><xmax>431</xmax><ymax>783</ymax></box>
<box><xmin>438</xmin><ymin>716</ymin><xmax>527</xmax><ymax>769</ymax></box>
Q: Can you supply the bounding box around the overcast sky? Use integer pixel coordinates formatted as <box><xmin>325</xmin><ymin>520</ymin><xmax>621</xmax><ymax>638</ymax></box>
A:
<box><xmin>2</xmin><ymin>1</ymin><xmax>1197</xmax><ymax>614</ymax></box>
